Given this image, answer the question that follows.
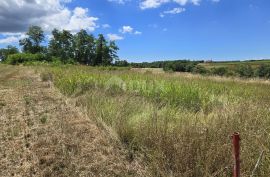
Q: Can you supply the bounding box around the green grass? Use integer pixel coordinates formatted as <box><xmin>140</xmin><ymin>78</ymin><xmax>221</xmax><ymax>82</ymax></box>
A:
<box><xmin>40</xmin><ymin>65</ymin><xmax>270</xmax><ymax>176</ymax></box>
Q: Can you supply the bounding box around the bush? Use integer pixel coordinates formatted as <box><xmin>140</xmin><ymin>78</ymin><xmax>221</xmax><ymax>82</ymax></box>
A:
<box><xmin>256</xmin><ymin>64</ymin><xmax>270</xmax><ymax>78</ymax></box>
<box><xmin>5</xmin><ymin>53</ymin><xmax>46</xmax><ymax>65</ymax></box>
<box><xmin>211</xmin><ymin>67</ymin><xmax>228</xmax><ymax>76</ymax></box>
<box><xmin>192</xmin><ymin>65</ymin><xmax>209</xmax><ymax>74</ymax></box>
<box><xmin>235</xmin><ymin>64</ymin><xmax>254</xmax><ymax>78</ymax></box>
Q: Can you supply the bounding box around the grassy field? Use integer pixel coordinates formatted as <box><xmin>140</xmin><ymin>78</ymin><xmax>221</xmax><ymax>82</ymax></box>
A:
<box><xmin>0</xmin><ymin>64</ymin><xmax>148</xmax><ymax>176</ymax></box>
<box><xmin>36</xmin><ymin>65</ymin><xmax>270</xmax><ymax>177</ymax></box>
<box><xmin>199</xmin><ymin>59</ymin><xmax>270</xmax><ymax>69</ymax></box>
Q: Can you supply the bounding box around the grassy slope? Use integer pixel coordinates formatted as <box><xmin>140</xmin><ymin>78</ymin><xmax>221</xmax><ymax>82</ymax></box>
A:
<box><xmin>199</xmin><ymin>60</ymin><xmax>270</xmax><ymax>69</ymax></box>
<box><xmin>0</xmin><ymin>65</ymin><xmax>147</xmax><ymax>177</ymax></box>
<box><xmin>41</xmin><ymin>65</ymin><xmax>270</xmax><ymax>177</ymax></box>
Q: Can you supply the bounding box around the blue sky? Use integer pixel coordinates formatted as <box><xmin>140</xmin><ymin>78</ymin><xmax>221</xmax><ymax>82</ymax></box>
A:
<box><xmin>0</xmin><ymin>0</ymin><xmax>270</xmax><ymax>62</ymax></box>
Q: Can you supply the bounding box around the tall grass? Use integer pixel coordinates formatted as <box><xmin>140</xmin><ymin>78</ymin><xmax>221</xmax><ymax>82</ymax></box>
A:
<box><xmin>42</xmin><ymin>65</ymin><xmax>270</xmax><ymax>176</ymax></box>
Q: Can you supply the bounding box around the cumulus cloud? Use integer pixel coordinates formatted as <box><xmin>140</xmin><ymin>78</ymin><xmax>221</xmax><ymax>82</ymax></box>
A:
<box><xmin>0</xmin><ymin>0</ymin><xmax>98</xmax><ymax>34</ymax></box>
<box><xmin>107</xmin><ymin>34</ymin><xmax>124</xmax><ymax>41</ymax></box>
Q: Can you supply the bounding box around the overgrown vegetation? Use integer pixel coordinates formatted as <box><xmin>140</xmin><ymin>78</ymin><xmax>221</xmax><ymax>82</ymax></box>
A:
<box><xmin>40</xmin><ymin>65</ymin><xmax>270</xmax><ymax>176</ymax></box>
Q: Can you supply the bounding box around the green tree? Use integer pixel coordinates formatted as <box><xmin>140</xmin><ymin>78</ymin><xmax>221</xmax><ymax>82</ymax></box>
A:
<box><xmin>48</xmin><ymin>29</ymin><xmax>74</xmax><ymax>63</ymax></box>
<box><xmin>107</xmin><ymin>41</ymin><xmax>119</xmax><ymax>65</ymax></box>
<box><xmin>94</xmin><ymin>35</ymin><xmax>119</xmax><ymax>66</ymax></box>
<box><xmin>0</xmin><ymin>45</ymin><xmax>19</xmax><ymax>62</ymax></box>
<box><xmin>94</xmin><ymin>34</ymin><xmax>106</xmax><ymax>65</ymax></box>
<box><xmin>19</xmin><ymin>26</ymin><xmax>45</xmax><ymax>54</ymax></box>
<box><xmin>74</xmin><ymin>30</ymin><xmax>95</xmax><ymax>65</ymax></box>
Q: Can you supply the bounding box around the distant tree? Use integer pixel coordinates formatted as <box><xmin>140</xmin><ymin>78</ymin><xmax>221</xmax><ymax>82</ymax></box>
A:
<box><xmin>0</xmin><ymin>45</ymin><xmax>19</xmax><ymax>62</ymax></box>
<box><xmin>19</xmin><ymin>26</ymin><xmax>45</xmax><ymax>54</ymax></box>
<box><xmin>115</xmin><ymin>60</ymin><xmax>129</xmax><ymax>67</ymax></box>
<box><xmin>74</xmin><ymin>29</ymin><xmax>95</xmax><ymax>65</ymax></box>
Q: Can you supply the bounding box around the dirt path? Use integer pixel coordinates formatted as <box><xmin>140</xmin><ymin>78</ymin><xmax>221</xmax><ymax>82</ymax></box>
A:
<box><xmin>0</xmin><ymin>66</ymin><xmax>146</xmax><ymax>177</ymax></box>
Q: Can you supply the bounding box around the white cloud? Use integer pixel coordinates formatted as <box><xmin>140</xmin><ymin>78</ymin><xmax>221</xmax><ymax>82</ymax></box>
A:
<box><xmin>0</xmin><ymin>36</ymin><xmax>19</xmax><ymax>44</ymax></box>
<box><xmin>102</xmin><ymin>24</ymin><xmax>111</xmax><ymax>28</ymax></box>
<box><xmin>119</xmin><ymin>26</ymin><xmax>142</xmax><ymax>35</ymax></box>
<box><xmin>0</xmin><ymin>33</ymin><xmax>26</xmax><ymax>44</ymax></box>
<box><xmin>40</xmin><ymin>7</ymin><xmax>98</xmax><ymax>32</ymax></box>
<box><xmin>119</xmin><ymin>26</ymin><xmax>134</xmax><ymax>34</ymax></box>
<box><xmin>107</xmin><ymin>0</ymin><xmax>130</xmax><ymax>4</ymax></box>
<box><xmin>134</xmin><ymin>31</ymin><xmax>142</xmax><ymax>35</ymax></box>
<box><xmin>0</xmin><ymin>0</ymin><xmax>98</xmax><ymax>34</ymax></box>
<box><xmin>140</xmin><ymin>0</ymin><xmax>170</xmax><ymax>9</ymax></box>
<box><xmin>160</xmin><ymin>7</ymin><xmax>186</xmax><ymax>17</ymax></box>
<box><xmin>140</xmin><ymin>0</ymin><xmax>205</xmax><ymax>9</ymax></box>
<box><xmin>107</xmin><ymin>33</ymin><xmax>124</xmax><ymax>41</ymax></box>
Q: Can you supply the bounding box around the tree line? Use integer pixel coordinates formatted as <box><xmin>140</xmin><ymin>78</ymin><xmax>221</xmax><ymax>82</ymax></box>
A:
<box><xmin>0</xmin><ymin>26</ymin><xmax>120</xmax><ymax>65</ymax></box>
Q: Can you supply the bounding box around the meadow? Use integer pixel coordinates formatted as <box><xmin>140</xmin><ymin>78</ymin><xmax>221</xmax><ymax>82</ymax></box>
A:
<box><xmin>38</xmin><ymin>65</ymin><xmax>270</xmax><ymax>176</ymax></box>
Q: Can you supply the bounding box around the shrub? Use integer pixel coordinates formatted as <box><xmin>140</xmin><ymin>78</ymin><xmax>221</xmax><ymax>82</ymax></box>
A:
<box><xmin>5</xmin><ymin>53</ymin><xmax>46</xmax><ymax>65</ymax></box>
<box><xmin>256</xmin><ymin>64</ymin><xmax>270</xmax><ymax>78</ymax></box>
<box><xmin>192</xmin><ymin>65</ymin><xmax>209</xmax><ymax>74</ymax></box>
<box><xmin>211</xmin><ymin>67</ymin><xmax>228</xmax><ymax>76</ymax></box>
<box><xmin>235</xmin><ymin>64</ymin><xmax>254</xmax><ymax>78</ymax></box>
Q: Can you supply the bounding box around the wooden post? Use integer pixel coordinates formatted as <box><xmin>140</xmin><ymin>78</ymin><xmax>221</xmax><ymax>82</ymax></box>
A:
<box><xmin>232</xmin><ymin>132</ymin><xmax>240</xmax><ymax>177</ymax></box>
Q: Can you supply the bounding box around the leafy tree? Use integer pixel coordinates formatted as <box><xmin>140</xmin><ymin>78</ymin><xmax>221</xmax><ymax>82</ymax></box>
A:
<box><xmin>74</xmin><ymin>29</ymin><xmax>95</xmax><ymax>65</ymax></box>
<box><xmin>95</xmin><ymin>34</ymin><xmax>106</xmax><ymax>65</ymax></box>
<box><xmin>48</xmin><ymin>29</ymin><xmax>74</xmax><ymax>63</ymax></box>
<box><xmin>0</xmin><ymin>45</ymin><xmax>19</xmax><ymax>62</ymax></box>
<box><xmin>19</xmin><ymin>26</ymin><xmax>45</xmax><ymax>54</ymax></box>
<box><xmin>102</xmin><ymin>41</ymin><xmax>119</xmax><ymax>65</ymax></box>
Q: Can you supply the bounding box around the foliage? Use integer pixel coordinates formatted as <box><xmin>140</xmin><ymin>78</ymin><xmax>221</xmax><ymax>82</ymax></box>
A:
<box><xmin>73</xmin><ymin>29</ymin><xmax>96</xmax><ymax>65</ymax></box>
<box><xmin>19</xmin><ymin>26</ymin><xmax>45</xmax><ymax>54</ymax></box>
<box><xmin>0</xmin><ymin>45</ymin><xmax>19</xmax><ymax>62</ymax></box>
<box><xmin>5</xmin><ymin>53</ymin><xmax>46</xmax><ymax>65</ymax></box>
<box><xmin>192</xmin><ymin>65</ymin><xmax>209</xmax><ymax>74</ymax></box>
<box><xmin>48</xmin><ymin>29</ymin><xmax>74</xmax><ymax>63</ymax></box>
<box><xmin>114</xmin><ymin>60</ymin><xmax>129</xmax><ymax>67</ymax></box>
<box><xmin>256</xmin><ymin>64</ymin><xmax>270</xmax><ymax>78</ymax></box>
<box><xmin>131</xmin><ymin>60</ymin><xmax>203</xmax><ymax>70</ymax></box>
<box><xmin>235</xmin><ymin>64</ymin><xmax>254</xmax><ymax>77</ymax></box>
<box><xmin>211</xmin><ymin>67</ymin><xmax>228</xmax><ymax>76</ymax></box>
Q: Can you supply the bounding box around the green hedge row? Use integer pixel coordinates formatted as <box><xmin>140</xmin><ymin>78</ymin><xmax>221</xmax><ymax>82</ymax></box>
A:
<box><xmin>5</xmin><ymin>53</ymin><xmax>46</xmax><ymax>65</ymax></box>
